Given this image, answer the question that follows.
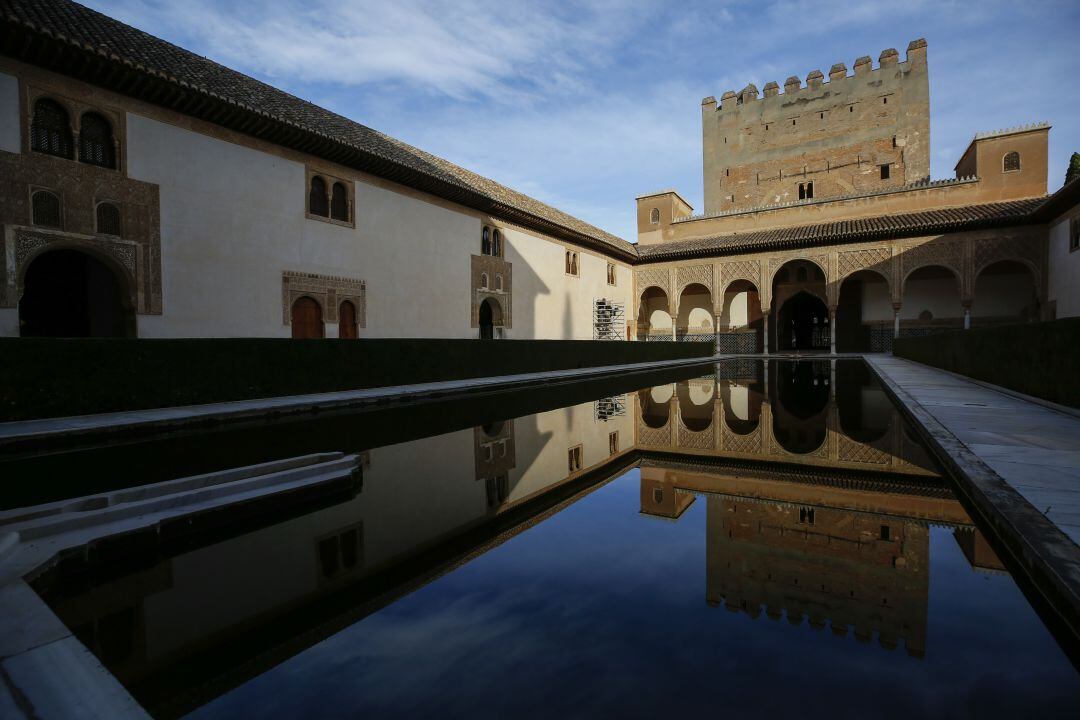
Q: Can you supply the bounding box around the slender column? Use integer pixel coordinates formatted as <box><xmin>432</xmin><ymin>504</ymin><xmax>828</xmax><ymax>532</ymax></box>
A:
<box><xmin>830</xmin><ymin>359</ymin><xmax>836</xmax><ymax>401</ymax></box>
<box><xmin>829</xmin><ymin>305</ymin><xmax>837</xmax><ymax>355</ymax></box>
<box><xmin>892</xmin><ymin>303</ymin><xmax>901</xmax><ymax>339</ymax></box>
<box><xmin>763</xmin><ymin>309</ymin><xmax>770</xmax><ymax>355</ymax></box>
<box><xmin>963</xmin><ymin>302</ymin><xmax>971</xmax><ymax>330</ymax></box>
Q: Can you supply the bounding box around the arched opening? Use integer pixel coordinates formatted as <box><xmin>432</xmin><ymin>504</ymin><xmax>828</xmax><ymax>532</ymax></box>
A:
<box><xmin>492</xmin><ymin>229</ymin><xmax>502</xmax><ymax>257</ymax></box>
<box><xmin>479</xmin><ymin>297</ymin><xmax>503</xmax><ymax>339</ymax></box>
<box><xmin>1003</xmin><ymin>152</ymin><xmax>1020</xmax><ymax>173</ymax></box>
<box><xmin>836</xmin><ymin>270</ymin><xmax>891</xmax><ymax>352</ymax></box>
<box><xmin>330</xmin><ymin>182</ymin><xmax>349</xmax><ymax>221</ymax></box>
<box><xmin>79</xmin><ymin>112</ymin><xmax>116</xmax><ymax>169</ymax></box>
<box><xmin>777</xmin><ymin>291</ymin><xmax>829</xmax><ymax>351</ymax></box>
<box><xmin>19</xmin><ymin>249</ymin><xmax>132</xmax><ymax>337</ymax></box>
<box><xmin>677</xmin><ymin>283</ymin><xmax>714</xmax><ymax>341</ymax></box>
<box><xmin>637</xmin><ymin>286</ymin><xmax>671</xmax><ymax>340</ymax></box>
<box><xmin>719</xmin><ymin>279</ymin><xmax>763</xmax><ymax>353</ymax></box>
<box><xmin>308</xmin><ymin>176</ymin><xmax>328</xmax><ymax>217</ymax></box>
<box><xmin>30</xmin><ymin>98</ymin><xmax>73</xmax><ymax>159</ymax></box>
<box><xmin>482</xmin><ymin>227</ymin><xmax>491</xmax><ymax>255</ymax></box>
<box><xmin>901</xmin><ymin>265</ymin><xmax>962</xmax><ymax>336</ymax></box>
<box><xmin>291</xmin><ymin>296</ymin><xmax>324</xmax><ymax>338</ymax></box>
<box><xmin>836</xmin><ymin>361</ymin><xmax>892</xmax><ymax>443</ymax></box>
<box><xmin>677</xmin><ymin>378</ymin><xmax>715</xmax><ymax>432</ymax></box>
<box><xmin>771</xmin><ymin>361</ymin><xmax>828</xmax><ymax>454</ymax></box>
<box><xmin>339</xmin><ymin>300</ymin><xmax>358</xmax><ymax>339</ymax></box>
<box><xmin>972</xmin><ymin>261</ymin><xmax>1038</xmax><ymax>326</ymax></box>
<box><xmin>639</xmin><ymin>386</ymin><xmax>671</xmax><ymax>429</ymax></box>
<box><xmin>650</xmin><ymin>207</ymin><xmax>660</xmax><ymax>224</ymax></box>
<box><xmin>771</xmin><ymin>259</ymin><xmax>828</xmax><ymax>352</ymax></box>
<box><xmin>96</xmin><ymin>202</ymin><xmax>121</xmax><ymax>236</ymax></box>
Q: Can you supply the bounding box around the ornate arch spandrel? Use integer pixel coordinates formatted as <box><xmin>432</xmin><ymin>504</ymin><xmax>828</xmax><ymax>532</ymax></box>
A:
<box><xmin>635</xmin><ymin>267</ymin><xmax>670</xmax><ymax>298</ymax></box>
<box><xmin>675</xmin><ymin>263</ymin><xmax>714</xmax><ymax>299</ymax></box>
<box><xmin>836</xmin><ymin>247</ymin><xmax>894</xmax><ymax>296</ymax></box>
<box><xmin>897</xmin><ymin>239</ymin><xmax>964</xmax><ymax>299</ymax></box>
<box><xmin>971</xmin><ymin>235</ymin><xmax>1044</xmax><ymax>289</ymax></box>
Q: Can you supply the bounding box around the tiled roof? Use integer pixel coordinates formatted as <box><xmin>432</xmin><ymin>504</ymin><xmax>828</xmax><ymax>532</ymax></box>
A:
<box><xmin>636</xmin><ymin>198</ymin><xmax>1045</xmax><ymax>262</ymax></box>
<box><xmin>0</xmin><ymin>0</ymin><xmax>636</xmax><ymax>257</ymax></box>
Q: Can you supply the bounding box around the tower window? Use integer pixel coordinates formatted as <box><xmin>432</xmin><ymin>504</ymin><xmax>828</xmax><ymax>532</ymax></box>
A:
<box><xmin>1003</xmin><ymin>152</ymin><xmax>1021</xmax><ymax>173</ymax></box>
<box><xmin>880</xmin><ymin>164</ymin><xmax>890</xmax><ymax>180</ymax></box>
<box><xmin>649</xmin><ymin>207</ymin><xmax>660</xmax><ymax>224</ymax></box>
<box><xmin>799</xmin><ymin>182</ymin><xmax>814</xmax><ymax>200</ymax></box>
<box><xmin>95</xmin><ymin>202</ymin><xmax>121</xmax><ymax>236</ymax></box>
<box><xmin>30</xmin><ymin>98</ymin><xmax>73</xmax><ymax>159</ymax></box>
<box><xmin>31</xmin><ymin>190</ymin><xmax>61</xmax><ymax>228</ymax></box>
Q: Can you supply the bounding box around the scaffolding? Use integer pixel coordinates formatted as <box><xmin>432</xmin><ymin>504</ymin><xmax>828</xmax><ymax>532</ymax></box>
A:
<box><xmin>594</xmin><ymin>395</ymin><xmax>627</xmax><ymax>421</ymax></box>
<box><xmin>593</xmin><ymin>298</ymin><xmax>626</xmax><ymax>340</ymax></box>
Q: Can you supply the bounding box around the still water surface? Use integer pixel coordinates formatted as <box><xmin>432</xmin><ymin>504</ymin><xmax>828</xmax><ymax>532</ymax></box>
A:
<box><xmin>30</xmin><ymin>360</ymin><xmax>1080</xmax><ymax>718</ymax></box>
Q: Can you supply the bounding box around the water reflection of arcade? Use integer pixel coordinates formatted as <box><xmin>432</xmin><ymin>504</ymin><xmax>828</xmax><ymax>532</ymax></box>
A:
<box><xmin>638</xmin><ymin>463</ymin><xmax>1003</xmax><ymax>658</ymax></box>
<box><xmin>634</xmin><ymin>360</ymin><xmax>937</xmax><ymax>476</ymax></box>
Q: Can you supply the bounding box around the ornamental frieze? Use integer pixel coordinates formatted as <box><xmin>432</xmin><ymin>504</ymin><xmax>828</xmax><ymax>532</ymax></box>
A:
<box><xmin>635</xmin><ymin>267</ymin><xmax>670</xmax><ymax>296</ymax></box>
<box><xmin>675</xmin><ymin>264</ymin><xmax>714</xmax><ymax>296</ymax></box>
<box><xmin>720</xmin><ymin>259</ymin><xmax>760</xmax><ymax>291</ymax></box>
<box><xmin>282</xmin><ymin>270</ymin><xmax>366</xmax><ymax>325</ymax></box>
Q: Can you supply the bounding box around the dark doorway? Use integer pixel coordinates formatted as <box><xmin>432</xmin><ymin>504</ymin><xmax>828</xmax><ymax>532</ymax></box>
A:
<box><xmin>771</xmin><ymin>361</ymin><xmax>829</xmax><ymax>454</ymax></box>
<box><xmin>19</xmin><ymin>249</ymin><xmax>131</xmax><ymax>337</ymax></box>
<box><xmin>291</xmin><ymin>297</ymin><xmax>324</xmax><ymax>339</ymax></box>
<box><xmin>776</xmin><ymin>291</ymin><xmax>829</xmax><ymax>351</ymax></box>
<box><xmin>479</xmin><ymin>298</ymin><xmax>495</xmax><ymax>339</ymax></box>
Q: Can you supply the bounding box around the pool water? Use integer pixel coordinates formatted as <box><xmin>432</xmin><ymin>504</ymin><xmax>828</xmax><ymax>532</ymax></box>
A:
<box><xmin>27</xmin><ymin>360</ymin><xmax>1080</xmax><ymax>718</ymax></box>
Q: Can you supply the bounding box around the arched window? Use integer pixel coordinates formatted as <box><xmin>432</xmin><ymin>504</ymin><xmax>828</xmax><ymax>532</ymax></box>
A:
<box><xmin>339</xmin><ymin>300</ymin><xmax>358</xmax><ymax>339</ymax></box>
<box><xmin>1003</xmin><ymin>152</ymin><xmax>1021</xmax><ymax>173</ymax></box>
<box><xmin>96</xmin><ymin>202</ymin><xmax>121</xmax><ymax>236</ymax></box>
<box><xmin>492</xmin><ymin>229</ymin><xmax>502</xmax><ymax>257</ymax></box>
<box><xmin>79</xmin><ymin>113</ymin><xmax>116</xmax><ymax>168</ymax></box>
<box><xmin>30</xmin><ymin>99</ymin><xmax>73</xmax><ymax>159</ymax></box>
<box><xmin>650</xmin><ymin>208</ymin><xmax>660</xmax><ymax>224</ymax></box>
<box><xmin>309</xmin><ymin>176</ymin><xmax>328</xmax><ymax>216</ymax></box>
<box><xmin>31</xmin><ymin>190</ymin><xmax>61</xmax><ymax>228</ymax></box>
<box><xmin>480</xmin><ymin>272</ymin><xmax>489</xmax><ymax>289</ymax></box>
<box><xmin>495</xmin><ymin>274</ymin><xmax>503</xmax><ymax>291</ymax></box>
<box><xmin>482</xmin><ymin>226</ymin><xmax>492</xmax><ymax>255</ymax></box>
<box><xmin>330</xmin><ymin>182</ymin><xmax>348</xmax><ymax>221</ymax></box>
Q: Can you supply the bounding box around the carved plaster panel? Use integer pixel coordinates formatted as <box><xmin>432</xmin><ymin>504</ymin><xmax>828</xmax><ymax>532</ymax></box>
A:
<box><xmin>676</xmin><ymin>263</ymin><xmax>714</xmax><ymax>297</ymax></box>
<box><xmin>282</xmin><ymin>271</ymin><xmax>366</xmax><ymax>325</ymax></box>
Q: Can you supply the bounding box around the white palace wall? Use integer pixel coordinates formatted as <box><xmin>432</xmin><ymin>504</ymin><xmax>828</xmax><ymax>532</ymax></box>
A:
<box><xmin>1049</xmin><ymin>214</ymin><xmax>1080</xmax><ymax>318</ymax></box>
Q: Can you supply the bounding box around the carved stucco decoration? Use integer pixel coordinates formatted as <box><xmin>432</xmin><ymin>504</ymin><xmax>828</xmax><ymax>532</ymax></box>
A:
<box><xmin>474</xmin><ymin>421</ymin><xmax>516</xmax><ymax>480</ymax></box>
<box><xmin>675</xmin><ymin>264</ymin><xmax>714</xmax><ymax>297</ymax></box>
<box><xmin>3</xmin><ymin>227</ymin><xmax>145</xmax><ymax>312</ymax></box>
<box><xmin>972</xmin><ymin>235</ymin><xmax>1043</xmax><ymax>286</ymax></box>
<box><xmin>282</xmin><ymin>271</ymin><xmax>366</xmax><ymax>326</ymax></box>
<box><xmin>635</xmin><ymin>267</ymin><xmax>670</xmax><ymax>297</ymax></box>
<box><xmin>720</xmin><ymin>259</ymin><xmax>761</xmax><ymax>292</ymax></box>
<box><xmin>678</xmin><ymin>422</ymin><xmax>715</xmax><ymax>450</ymax></box>
<box><xmin>471</xmin><ymin>255</ymin><xmax>513</xmax><ymax>329</ymax></box>
<box><xmin>767</xmin><ymin>424</ymin><xmax>830</xmax><ymax>459</ymax></box>
<box><xmin>637</xmin><ymin>420</ymin><xmax>672</xmax><ymax>448</ymax></box>
<box><xmin>898</xmin><ymin>239</ymin><xmax>963</xmax><ymax>296</ymax></box>
<box><xmin>837</xmin><ymin>247</ymin><xmax>893</xmax><ymax>289</ymax></box>
<box><xmin>722</xmin><ymin>425</ymin><xmax>762</xmax><ymax>455</ymax></box>
<box><xmin>837</xmin><ymin>435</ymin><xmax>891</xmax><ymax>465</ymax></box>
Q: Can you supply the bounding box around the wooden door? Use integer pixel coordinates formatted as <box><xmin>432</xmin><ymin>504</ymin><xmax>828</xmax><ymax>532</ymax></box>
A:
<box><xmin>291</xmin><ymin>296</ymin><xmax>323</xmax><ymax>338</ymax></box>
<box><xmin>339</xmin><ymin>300</ymin><xmax>358</xmax><ymax>339</ymax></box>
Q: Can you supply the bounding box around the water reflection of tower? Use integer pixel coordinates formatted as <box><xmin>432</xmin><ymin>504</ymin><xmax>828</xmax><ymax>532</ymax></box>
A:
<box><xmin>704</xmin><ymin>495</ymin><xmax>928</xmax><ymax>657</ymax></box>
<box><xmin>474</xmin><ymin>420</ymin><xmax>516</xmax><ymax>509</ymax></box>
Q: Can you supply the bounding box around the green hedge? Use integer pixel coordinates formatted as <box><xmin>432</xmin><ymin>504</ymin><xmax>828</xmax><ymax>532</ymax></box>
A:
<box><xmin>893</xmin><ymin>319</ymin><xmax>1080</xmax><ymax>408</ymax></box>
<box><xmin>0</xmin><ymin>338</ymin><xmax>712</xmax><ymax>421</ymax></box>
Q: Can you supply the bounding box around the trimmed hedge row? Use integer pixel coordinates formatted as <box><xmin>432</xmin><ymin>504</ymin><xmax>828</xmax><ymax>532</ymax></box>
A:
<box><xmin>0</xmin><ymin>338</ymin><xmax>712</xmax><ymax>421</ymax></box>
<box><xmin>893</xmin><ymin>319</ymin><xmax>1080</xmax><ymax>408</ymax></box>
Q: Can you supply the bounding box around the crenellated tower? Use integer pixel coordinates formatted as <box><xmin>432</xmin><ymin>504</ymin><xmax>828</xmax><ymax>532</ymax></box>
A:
<box><xmin>701</xmin><ymin>39</ymin><xmax>930</xmax><ymax>214</ymax></box>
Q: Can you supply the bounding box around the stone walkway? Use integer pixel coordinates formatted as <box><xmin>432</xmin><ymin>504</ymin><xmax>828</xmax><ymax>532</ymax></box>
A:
<box><xmin>0</xmin><ymin>354</ymin><xmax>718</xmax><ymax>450</ymax></box>
<box><xmin>867</xmin><ymin>355</ymin><xmax>1080</xmax><ymax>545</ymax></box>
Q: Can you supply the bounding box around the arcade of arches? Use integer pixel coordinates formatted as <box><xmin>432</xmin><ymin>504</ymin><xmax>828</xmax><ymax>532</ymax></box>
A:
<box><xmin>633</xmin><ymin>231</ymin><xmax>1045</xmax><ymax>353</ymax></box>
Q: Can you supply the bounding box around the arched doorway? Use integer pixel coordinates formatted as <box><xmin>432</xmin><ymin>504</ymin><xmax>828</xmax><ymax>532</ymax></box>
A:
<box><xmin>637</xmin><ymin>287</ymin><xmax>671</xmax><ymax>340</ymax></box>
<box><xmin>479</xmin><ymin>297</ymin><xmax>503</xmax><ymax>339</ymax></box>
<box><xmin>972</xmin><ymin>261</ymin><xmax>1038</xmax><ymax>326</ymax></box>
<box><xmin>901</xmin><ymin>265</ymin><xmax>962</xmax><ymax>335</ymax></box>
<box><xmin>677</xmin><ymin>378</ymin><xmax>715</xmax><ymax>432</ymax></box>
<box><xmin>836</xmin><ymin>270</ymin><xmax>891</xmax><ymax>352</ymax></box>
<box><xmin>771</xmin><ymin>361</ymin><xmax>829</xmax><ymax>454</ymax></box>
<box><xmin>719</xmin><ymin>279</ymin><xmax>763</xmax><ymax>353</ymax></box>
<box><xmin>339</xmin><ymin>300</ymin><xmax>358</xmax><ymax>339</ymax></box>
<box><xmin>291</xmin><ymin>296</ymin><xmax>324</xmax><ymax>338</ymax></box>
<box><xmin>19</xmin><ymin>249</ymin><xmax>132</xmax><ymax>337</ymax></box>
<box><xmin>777</xmin><ymin>291</ymin><xmax>829</xmax><ymax>351</ymax></box>
<box><xmin>676</xmin><ymin>283</ymin><xmax>714</xmax><ymax>341</ymax></box>
<box><xmin>771</xmin><ymin>259</ymin><xmax>828</xmax><ymax>352</ymax></box>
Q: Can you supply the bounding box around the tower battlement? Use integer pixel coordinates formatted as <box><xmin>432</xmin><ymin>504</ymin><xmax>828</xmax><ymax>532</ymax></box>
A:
<box><xmin>701</xmin><ymin>39</ymin><xmax>930</xmax><ymax>214</ymax></box>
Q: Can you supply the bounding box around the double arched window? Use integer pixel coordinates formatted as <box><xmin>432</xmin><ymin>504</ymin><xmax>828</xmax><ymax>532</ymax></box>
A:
<box><xmin>79</xmin><ymin>112</ymin><xmax>116</xmax><ymax>168</ymax></box>
<box><xmin>1003</xmin><ymin>151</ymin><xmax>1021</xmax><ymax>173</ymax></box>
<box><xmin>481</xmin><ymin>226</ymin><xmax>503</xmax><ymax>257</ymax></box>
<box><xmin>565</xmin><ymin>250</ymin><xmax>579</xmax><ymax>276</ymax></box>
<box><xmin>30</xmin><ymin>99</ymin><xmax>73</xmax><ymax>159</ymax></box>
<box><xmin>96</xmin><ymin>202</ymin><xmax>121</xmax><ymax>236</ymax></box>
<box><xmin>31</xmin><ymin>190</ymin><xmax>61</xmax><ymax>228</ymax></box>
<box><xmin>308</xmin><ymin>173</ymin><xmax>352</xmax><ymax>223</ymax></box>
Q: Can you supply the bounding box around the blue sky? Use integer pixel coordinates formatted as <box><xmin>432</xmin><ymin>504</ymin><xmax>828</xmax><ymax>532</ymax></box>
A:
<box><xmin>85</xmin><ymin>0</ymin><xmax>1080</xmax><ymax>241</ymax></box>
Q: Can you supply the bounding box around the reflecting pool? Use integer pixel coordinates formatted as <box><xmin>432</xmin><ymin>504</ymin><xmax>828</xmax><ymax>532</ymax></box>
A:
<box><xmin>24</xmin><ymin>360</ymin><xmax>1080</xmax><ymax>718</ymax></box>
